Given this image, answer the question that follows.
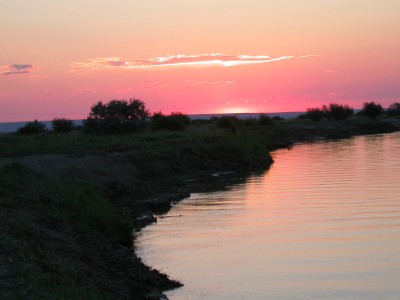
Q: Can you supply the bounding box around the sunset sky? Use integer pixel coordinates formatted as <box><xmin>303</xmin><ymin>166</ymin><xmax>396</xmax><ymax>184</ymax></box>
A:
<box><xmin>1</xmin><ymin>0</ymin><xmax>400</xmax><ymax>122</ymax></box>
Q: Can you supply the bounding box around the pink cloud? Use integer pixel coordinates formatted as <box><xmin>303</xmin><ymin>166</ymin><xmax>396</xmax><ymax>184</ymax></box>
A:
<box><xmin>69</xmin><ymin>53</ymin><xmax>312</xmax><ymax>71</ymax></box>
<box><xmin>136</xmin><ymin>80</ymin><xmax>236</xmax><ymax>90</ymax></box>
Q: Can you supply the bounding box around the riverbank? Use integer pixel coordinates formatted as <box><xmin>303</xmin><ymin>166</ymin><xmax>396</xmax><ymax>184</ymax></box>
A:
<box><xmin>0</xmin><ymin>117</ymin><xmax>398</xmax><ymax>299</ymax></box>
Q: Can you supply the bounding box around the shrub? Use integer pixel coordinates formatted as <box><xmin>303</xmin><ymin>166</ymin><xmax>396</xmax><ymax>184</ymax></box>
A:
<box><xmin>360</xmin><ymin>101</ymin><xmax>384</xmax><ymax>119</ymax></box>
<box><xmin>305</xmin><ymin>108</ymin><xmax>325</xmax><ymax>121</ymax></box>
<box><xmin>296</xmin><ymin>113</ymin><xmax>308</xmax><ymax>120</ymax></box>
<box><xmin>243</xmin><ymin>118</ymin><xmax>257</xmax><ymax>126</ymax></box>
<box><xmin>0</xmin><ymin>162</ymin><xmax>31</xmax><ymax>193</ymax></box>
<box><xmin>323</xmin><ymin>103</ymin><xmax>354</xmax><ymax>120</ymax></box>
<box><xmin>272</xmin><ymin>116</ymin><xmax>284</xmax><ymax>121</ymax></box>
<box><xmin>52</xmin><ymin>118</ymin><xmax>75</xmax><ymax>133</ymax></box>
<box><xmin>151</xmin><ymin>112</ymin><xmax>190</xmax><ymax>131</ymax></box>
<box><xmin>191</xmin><ymin>119</ymin><xmax>211</xmax><ymax>126</ymax></box>
<box><xmin>83</xmin><ymin>98</ymin><xmax>149</xmax><ymax>134</ymax></box>
<box><xmin>386</xmin><ymin>102</ymin><xmax>400</xmax><ymax>117</ymax></box>
<box><xmin>215</xmin><ymin>116</ymin><xmax>240</xmax><ymax>133</ymax></box>
<box><xmin>302</xmin><ymin>103</ymin><xmax>353</xmax><ymax>121</ymax></box>
<box><xmin>17</xmin><ymin>120</ymin><xmax>46</xmax><ymax>134</ymax></box>
<box><xmin>258</xmin><ymin>114</ymin><xmax>274</xmax><ymax>126</ymax></box>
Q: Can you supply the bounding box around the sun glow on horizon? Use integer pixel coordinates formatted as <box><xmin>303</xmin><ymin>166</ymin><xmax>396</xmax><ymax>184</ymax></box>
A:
<box><xmin>217</xmin><ymin>106</ymin><xmax>259</xmax><ymax>115</ymax></box>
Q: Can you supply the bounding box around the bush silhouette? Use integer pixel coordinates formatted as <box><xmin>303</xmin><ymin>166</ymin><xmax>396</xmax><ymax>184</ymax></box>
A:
<box><xmin>323</xmin><ymin>103</ymin><xmax>353</xmax><ymax>120</ymax></box>
<box><xmin>243</xmin><ymin>118</ymin><xmax>257</xmax><ymax>126</ymax></box>
<box><xmin>272</xmin><ymin>116</ymin><xmax>284</xmax><ymax>121</ymax></box>
<box><xmin>301</xmin><ymin>104</ymin><xmax>353</xmax><ymax>121</ymax></box>
<box><xmin>386</xmin><ymin>102</ymin><xmax>400</xmax><ymax>117</ymax></box>
<box><xmin>360</xmin><ymin>102</ymin><xmax>384</xmax><ymax>119</ymax></box>
<box><xmin>215</xmin><ymin>116</ymin><xmax>240</xmax><ymax>133</ymax></box>
<box><xmin>83</xmin><ymin>99</ymin><xmax>149</xmax><ymax>134</ymax></box>
<box><xmin>17</xmin><ymin>120</ymin><xmax>46</xmax><ymax>135</ymax></box>
<box><xmin>304</xmin><ymin>108</ymin><xmax>325</xmax><ymax>121</ymax></box>
<box><xmin>151</xmin><ymin>112</ymin><xmax>190</xmax><ymax>131</ymax></box>
<box><xmin>258</xmin><ymin>114</ymin><xmax>274</xmax><ymax>126</ymax></box>
<box><xmin>52</xmin><ymin>118</ymin><xmax>75</xmax><ymax>133</ymax></box>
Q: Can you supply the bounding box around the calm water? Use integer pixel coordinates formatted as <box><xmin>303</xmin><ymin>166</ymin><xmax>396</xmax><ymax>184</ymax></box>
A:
<box><xmin>137</xmin><ymin>132</ymin><xmax>400</xmax><ymax>300</ymax></box>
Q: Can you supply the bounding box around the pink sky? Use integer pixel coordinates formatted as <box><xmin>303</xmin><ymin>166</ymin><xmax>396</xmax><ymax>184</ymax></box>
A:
<box><xmin>1</xmin><ymin>0</ymin><xmax>400</xmax><ymax>122</ymax></box>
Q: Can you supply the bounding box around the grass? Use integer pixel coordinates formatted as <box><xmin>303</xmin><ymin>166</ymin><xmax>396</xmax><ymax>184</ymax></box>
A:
<box><xmin>9</xmin><ymin>226</ymin><xmax>102</xmax><ymax>300</ymax></box>
<box><xmin>39</xmin><ymin>180</ymin><xmax>132</xmax><ymax>242</ymax></box>
<box><xmin>0</xmin><ymin>163</ymin><xmax>134</xmax><ymax>299</ymax></box>
<box><xmin>0</xmin><ymin>162</ymin><xmax>31</xmax><ymax>193</ymax></box>
<box><xmin>0</xmin><ymin>118</ymin><xmax>361</xmax><ymax>156</ymax></box>
<box><xmin>0</xmin><ymin>121</ymin><xmax>284</xmax><ymax>158</ymax></box>
<box><xmin>0</xmin><ymin>131</ymin><xmax>143</xmax><ymax>156</ymax></box>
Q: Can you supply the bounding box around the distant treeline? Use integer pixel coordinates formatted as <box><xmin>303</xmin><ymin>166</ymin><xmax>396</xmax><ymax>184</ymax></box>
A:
<box><xmin>299</xmin><ymin>101</ymin><xmax>400</xmax><ymax>121</ymax></box>
<box><xmin>16</xmin><ymin>99</ymin><xmax>400</xmax><ymax>135</ymax></box>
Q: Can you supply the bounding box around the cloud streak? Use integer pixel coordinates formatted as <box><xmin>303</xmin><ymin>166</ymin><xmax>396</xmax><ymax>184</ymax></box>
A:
<box><xmin>137</xmin><ymin>80</ymin><xmax>236</xmax><ymax>90</ymax></box>
<box><xmin>69</xmin><ymin>53</ymin><xmax>307</xmax><ymax>71</ymax></box>
<box><xmin>1</xmin><ymin>64</ymin><xmax>33</xmax><ymax>76</ymax></box>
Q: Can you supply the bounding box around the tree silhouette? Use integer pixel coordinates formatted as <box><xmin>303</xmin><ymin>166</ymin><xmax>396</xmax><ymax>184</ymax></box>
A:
<box><xmin>387</xmin><ymin>102</ymin><xmax>400</xmax><ymax>117</ymax></box>
<box><xmin>84</xmin><ymin>99</ymin><xmax>149</xmax><ymax>134</ymax></box>
<box><xmin>361</xmin><ymin>102</ymin><xmax>384</xmax><ymax>119</ymax></box>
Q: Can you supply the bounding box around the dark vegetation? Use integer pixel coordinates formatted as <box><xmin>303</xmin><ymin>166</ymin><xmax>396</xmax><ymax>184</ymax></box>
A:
<box><xmin>324</xmin><ymin>103</ymin><xmax>354</xmax><ymax>120</ymax></box>
<box><xmin>303</xmin><ymin>107</ymin><xmax>325</xmax><ymax>121</ymax></box>
<box><xmin>0</xmin><ymin>162</ymin><xmax>180</xmax><ymax>299</ymax></box>
<box><xmin>52</xmin><ymin>118</ymin><xmax>76</xmax><ymax>133</ymax></box>
<box><xmin>17</xmin><ymin>119</ymin><xmax>46</xmax><ymax>134</ymax></box>
<box><xmin>215</xmin><ymin>115</ymin><xmax>240</xmax><ymax>133</ymax></box>
<box><xmin>299</xmin><ymin>101</ymin><xmax>400</xmax><ymax>122</ymax></box>
<box><xmin>386</xmin><ymin>102</ymin><xmax>400</xmax><ymax>117</ymax></box>
<box><xmin>83</xmin><ymin>99</ymin><xmax>149</xmax><ymax>134</ymax></box>
<box><xmin>299</xmin><ymin>103</ymin><xmax>354</xmax><ymax>121</ymax></box>
<box><xmin>3</xmin><ymin>98</ymin><xmax>400</xmax><ymax>299</ymax></box>
<box><xmin>359</xmin><ymin>101</ymin><xmax>384</xmax><ymax>119</ymax></box>
<box><xmin>271</xmin><ymin>115</ymin><xmax>284</xmax><ymax>121</ymax></box>
<box><xmin>151</xmin><ymin>112</ymin><xmax>191</xmax><ymax>131</ymax></box>
<box><xmin>257</xmin><ymin>114</ymin><xmax>274</xmax><ymax>126</ymax></box>
<box><xmin>213</xmin><ymin>114</ymin><xmax>275</xmax><ymax>134</ymax></box>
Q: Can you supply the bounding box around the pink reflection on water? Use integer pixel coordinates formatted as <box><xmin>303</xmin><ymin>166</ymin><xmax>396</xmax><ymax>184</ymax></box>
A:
<box><xmin>138</xmin><ymin>133</ymin><xmax>400</xmax><ymax>300</ymax></box>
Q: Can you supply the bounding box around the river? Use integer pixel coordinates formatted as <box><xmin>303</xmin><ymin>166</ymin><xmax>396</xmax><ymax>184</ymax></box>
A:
<box><xmin>137</xmin><ymin>132</ymin><xmax>400</xmax><ymax>300</ymax></box>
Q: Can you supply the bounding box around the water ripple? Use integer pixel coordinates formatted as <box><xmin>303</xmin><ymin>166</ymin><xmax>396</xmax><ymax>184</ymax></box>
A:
<box><xmin>138</xmin><ymin>132</ymin><xmax>400</xmax><ymax>300</ymax></box>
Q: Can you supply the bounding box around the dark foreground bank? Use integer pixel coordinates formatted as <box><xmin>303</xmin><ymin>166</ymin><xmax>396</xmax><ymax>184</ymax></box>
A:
<box><xmin>0</xmin><ymin>118</ymin><xmax>398</xmax><ymax>299</ymax></box>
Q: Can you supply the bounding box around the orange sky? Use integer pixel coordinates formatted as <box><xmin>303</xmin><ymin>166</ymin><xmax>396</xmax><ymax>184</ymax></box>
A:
<box><xmin>1</xmin><ymin>0</ymin><xmax>400</xmax><ymax>122</ymax></box>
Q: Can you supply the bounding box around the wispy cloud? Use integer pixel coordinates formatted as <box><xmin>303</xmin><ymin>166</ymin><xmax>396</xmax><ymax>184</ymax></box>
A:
<box><xmin>69</xmin><ymin>53</ymin><xmax>309</xmax><ymax>71</ymax></box>
<box><xmin>70</xmin><ymin>88</ymin><xmax>97</xmax><ymax>95</ymax></box>
<box><xmin>1</xmin><ymin>64</ymin><xmax>33</xmax><ymax>76</ymax></box>
<box><xmin>326</xmin><ymin>69</ymin><xmax>339</xmax><ymax>74</ymax></box>
<box><xmin>225</xmin><ymin>96</ymin><xmax>277</xmax><ymax>106</ymax></box>
<box><xmin>208</xmin><ymin>80</ymin><xmax>236</xmax><ymax>86</ymax></box>
<box><xmin>184</xmin><ymin>79</ymin><xmax>236</xmax><ymax>87</ymax></box>
<box><xmin>137</xmin><ymin>80</ymin><xmax>236</xmax><ymax>90</ymax></box>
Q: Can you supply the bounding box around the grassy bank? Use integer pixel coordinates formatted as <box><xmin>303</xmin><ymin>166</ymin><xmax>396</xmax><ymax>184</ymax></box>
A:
<box><xmin>0</xmin><ymin>117</ymin><xmax>398</xmax><ymax>299</ymax></box>
<box><xmin>0</xmin><ymin>162</ymin><xmax>181</xmax><ymax>299</ymax></box>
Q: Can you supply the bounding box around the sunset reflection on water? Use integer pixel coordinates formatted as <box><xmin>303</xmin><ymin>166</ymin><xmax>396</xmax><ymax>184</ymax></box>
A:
<box><xmin>138</xmin><ymin>132</ymin><xmax>400</xmax><ymax>300</ymax></box>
